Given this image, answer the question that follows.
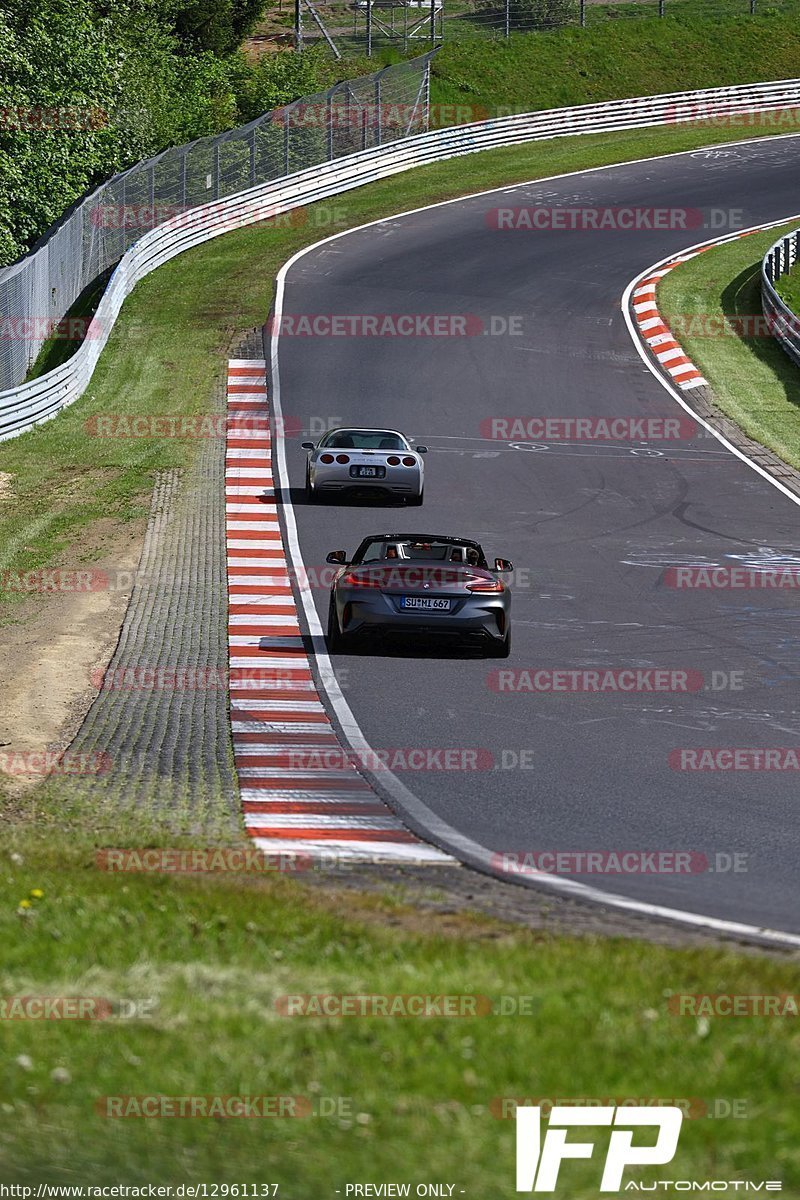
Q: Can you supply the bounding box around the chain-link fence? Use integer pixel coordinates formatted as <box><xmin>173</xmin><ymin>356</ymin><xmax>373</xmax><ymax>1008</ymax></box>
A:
<box><xmin>0</xmin><ymin>53</ymin><xmax>433</xmax><ymax>392</ymax></box>
<box><xmin>295</xmin><ymin>0</ymin><xmax>788</xmax><ymax>52</ymax></box>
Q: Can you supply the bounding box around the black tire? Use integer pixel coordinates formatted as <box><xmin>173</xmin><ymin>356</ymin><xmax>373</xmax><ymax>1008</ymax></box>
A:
<box><xmin>486</xmin><ymin>629</ymin><xmax>511</xmax><ymax>658</ymax></box>
<box><xmin>327</xmin><ymin>597</ymin><xmax>349</xmax><ymax>653</ymax></box>
<box><xmin>407</xmin><ymin>488</ymin><xmax>424</xmax><ymax>507</ymax></box>
<box><xmin>305</xmin><ymin>465</ymin><xmax>316</xmax><ymax>502</ymax></box>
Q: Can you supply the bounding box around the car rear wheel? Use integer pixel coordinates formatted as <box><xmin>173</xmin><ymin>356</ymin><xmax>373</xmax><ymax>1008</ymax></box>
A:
<box><xmin>327</xmin><ymin>598</ymin><xmax>352</xmax><ymax>653</ymax></box>
<box><xmin>407</xmin><ymin>488</ymin><xmax>424</xmax><ymax>507</ymax></box>
<box><xmin>305</xmin><ymin>465</ymin><xmax>316</xmax><ymax>502</ymax></box>
<box><xmin>486</xmin><ymin>630</ymin><xmax>511</xmax><ymax>658</ymax></box>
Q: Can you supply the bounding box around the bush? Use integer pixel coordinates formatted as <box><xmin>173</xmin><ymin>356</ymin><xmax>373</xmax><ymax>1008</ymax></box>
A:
<box><xmin>0</xmin><ymin>0</ymin><xmax>335</xmax><ymax>267</ymax></box>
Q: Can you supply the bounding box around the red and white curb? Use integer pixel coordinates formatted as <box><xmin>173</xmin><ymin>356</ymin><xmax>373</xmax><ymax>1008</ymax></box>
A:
<box><xmin>225</xmin><ymin>358</ymin><xmax>452</xmax><ymax>863</ymax></box>
<box><xmin>631</xmin><ymin>229</ymin><xmax>768</xmax><ymax>391</ymax></box>
<box><xmin>631</xmin><ymin>252</ymin><xmax>711</xmax><ymax>391</ymax></box>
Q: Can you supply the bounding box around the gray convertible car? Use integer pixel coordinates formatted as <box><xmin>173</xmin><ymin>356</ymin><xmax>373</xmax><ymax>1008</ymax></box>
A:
<box><xmin>325</xmin><ymin>533</ymin><xmax>512</xmax><ymax>657</ymax></box>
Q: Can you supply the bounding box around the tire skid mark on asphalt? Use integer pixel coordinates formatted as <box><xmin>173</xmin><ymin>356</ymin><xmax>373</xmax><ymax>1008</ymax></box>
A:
<box><xmin>225</xmin><ymin>358</ymin><xmax>453</xmax><ymax>863</ymax></box>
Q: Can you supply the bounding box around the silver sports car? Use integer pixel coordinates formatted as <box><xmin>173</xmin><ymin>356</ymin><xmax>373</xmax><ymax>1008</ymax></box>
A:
<box><xmin>301</xmin><ymin>428</ymin><xmax>427</xmax><ymax>504</ymax></box>
<box><xmin>325</xmin><ymin>534</ymin><xmax>513</xmax><ymax>657</ymax></box>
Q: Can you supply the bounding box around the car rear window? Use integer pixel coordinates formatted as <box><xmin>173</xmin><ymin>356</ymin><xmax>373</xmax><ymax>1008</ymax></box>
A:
<box><xmin>324</xmin><ymin>431</ymin><xmax>406</xmax><ymax>451</ymax></box>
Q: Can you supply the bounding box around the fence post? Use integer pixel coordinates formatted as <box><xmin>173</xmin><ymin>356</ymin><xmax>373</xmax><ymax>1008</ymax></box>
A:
<box><xmin>366</xmin><ymin>0</ymin><xmax>372</xmax><ymax>56</ymax></box>
<box><xmin>504</xmin><ymin>0</ymin><xmax>510</xmax><ymax>38</ymax></box>
<box><xmin>580</xmin><ymin>0</ymin><xmax>585</xmax><ymax>25</ymax></box>
<box><xmin>249</xmin><ymin>128</ymin><xmax>256</xmax><ymax>187</ymax></box>
<box><xmin>295</xmin><ymin>0</ymin><xmax>303</xmax><ymax>51</ymax></box>
<box><xmin>284</xmin><ymin>106</ymin><xmax>291</xmax><ymax>174</ymax></box>
<box><xmin>431</xmin><ymin>0</ymin><xmax>436</xmax><ymax>44</ymax></box>
<box><xmin>425</xmin><ymin>56</ymin><xmax>431</xmax><ymax>133</ymax></box>
<box><xmin>750</xmin><ymin>0</ymin><xmax>756</xmax><ymax>12</ymax></box>
<box><xmin>374</xmin><ymin>71</ymin><xmax>382</xmax><ymax>145</ymax></box>
<box><xmin>659</xmin><ymin>0</ymin><xmax>665</xmax><ymax>15</ymax></box>
<box><xmin>327</xmin><ymin>90</ymin><xmax>335</xmax><ymax>160</ymax></box>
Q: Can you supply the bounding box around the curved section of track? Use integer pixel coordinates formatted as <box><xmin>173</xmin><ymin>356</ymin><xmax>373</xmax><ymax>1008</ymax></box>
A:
<box><xmin>271</xmin><ymin>135</ymin><xmax>800</xmax><ymax>939</ymax></box>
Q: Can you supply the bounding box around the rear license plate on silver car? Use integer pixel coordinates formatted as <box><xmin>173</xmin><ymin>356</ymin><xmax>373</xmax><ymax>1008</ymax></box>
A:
<box><xmin>401</xmin><ymin>597</ymin><xmax>451</xmax><ymax>611</ymax></box>
<box><xmin>350</xmin><ymin>465</ymin><xmax>386</xmax><ymax>478</ymax></box>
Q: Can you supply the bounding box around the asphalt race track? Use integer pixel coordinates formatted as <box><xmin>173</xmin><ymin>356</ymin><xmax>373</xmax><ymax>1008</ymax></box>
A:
<box><xmin>271</xmin><ymin>135</ymin><xmax>800</xmax><ymax>937</ymax></box>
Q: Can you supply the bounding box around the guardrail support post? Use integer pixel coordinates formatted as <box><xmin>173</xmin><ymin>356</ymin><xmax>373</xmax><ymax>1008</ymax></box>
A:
<box><xmin>580</xmin><ymin>0</ymin><xmax>586</xmax><ymax>26</ymax></box>
<box><xmin>659</xmin><ymin>0</ymin><xmax>665</xmax><ymax>15</ymax></box>
<box><xmin>505</xmin><ymin>0</ymin><xmax>510</xmax><ymax>37</ymax></box>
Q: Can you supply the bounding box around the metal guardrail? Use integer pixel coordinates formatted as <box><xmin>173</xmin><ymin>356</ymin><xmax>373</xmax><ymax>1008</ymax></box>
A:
<box><xmin>4</xmin><ymin>74</ymin><xmax>800</xmax><ymax>441</ymax></box>
<box><xmin>762</xmin><ymin>227</ymin><xmax>800</xmax><ymax>369</ymax></box>
<box><xmin>0</xmin><ymin>54</ymin><xmax>433</xmax><ymax>397</ymax></box>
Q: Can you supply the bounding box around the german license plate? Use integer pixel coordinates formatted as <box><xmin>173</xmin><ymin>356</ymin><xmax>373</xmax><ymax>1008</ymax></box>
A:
<box><xmin>401</xmin><ymin>596</ymin><xmax>451</xmax><ymax>611</ymax></box>
<box><xmin>350</xmin><ymin>465</ymin><xmax>385</xmax><ymax>478</ymax></box>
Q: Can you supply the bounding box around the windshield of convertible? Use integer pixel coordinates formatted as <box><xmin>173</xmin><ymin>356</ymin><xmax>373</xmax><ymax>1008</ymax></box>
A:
<box><xmin>320</xmin><ymin>430</ymin><xmax>409</xmax><ymax>451</ymax></box>
<box><xmin>355</xmin><ymin>539</ymin><xmax>487</xmax><ymax>567</ymax></box>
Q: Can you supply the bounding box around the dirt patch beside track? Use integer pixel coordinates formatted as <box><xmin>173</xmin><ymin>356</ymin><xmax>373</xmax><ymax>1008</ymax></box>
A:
<box><xmin>0</xmin><ymin>520</ymin><xmax>145</xmax><ymax>798</ymax></box>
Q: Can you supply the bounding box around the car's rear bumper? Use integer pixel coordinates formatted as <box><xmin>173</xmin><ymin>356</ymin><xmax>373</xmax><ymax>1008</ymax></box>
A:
<box><xmin>339</xmin><ymin>595</ymin><xmax>508</xmax><ymax>641</ymax></box>
<box><xmin>311</xmin><ymin>464</ymin><xmax>422</xmax><ymax>497</ymax></box>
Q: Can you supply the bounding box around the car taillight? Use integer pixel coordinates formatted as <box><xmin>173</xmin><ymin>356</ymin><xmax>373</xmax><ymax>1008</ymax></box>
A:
<box><xmin>319</xmin><ymin>453</ymin><xmax>334</xmax><ymax>463</ymax></box>
<box><xmin>467</xmin><ymin>579</ymin><xmax>505</xmax><ymax>593</ymax></box>
<box><xmin>386</xmin><ymin>455</ymin><xmax>400</xmax><ymax>466</ymax></box>
<box><xmin>341</xmin><ymin>571</ymin><xmax>382</xmax><ymax>587</ymax></box>
<box><xmin>336</xmin><ymin>453</ymin><xmax>350</xmax><ymax>464</ymax></box>
<box><xmin>402</xmin><ymin>456</ymin><xmax>416</xmax><ymax>467</ymax></box>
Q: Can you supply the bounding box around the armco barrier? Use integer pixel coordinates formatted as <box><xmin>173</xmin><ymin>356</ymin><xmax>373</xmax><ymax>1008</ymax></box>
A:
<box><xmin>0</xmin><ymin>54</ymin><xmax>433</xmax><ymax>396</ymax></box>
<box><xmin>762</xmin><ymin>226</ymin><xmax>800</xmax><ymax>368</ymax></box>
<box><xmin>3</xmin><ymin>76</ymin><xmax>800</xmax><ymax>441</ymax></box>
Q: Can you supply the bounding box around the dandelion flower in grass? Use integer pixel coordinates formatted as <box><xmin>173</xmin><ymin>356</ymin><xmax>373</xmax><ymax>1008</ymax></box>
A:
<box><xmin>17</xmin><ymin>899</ymin><xmax>31</xmax><ymax>910</ymax></box>
<box><xmin>30</xmin><ymin>889</ymin><xmax>44</xmax><ymax>900</ymax></box>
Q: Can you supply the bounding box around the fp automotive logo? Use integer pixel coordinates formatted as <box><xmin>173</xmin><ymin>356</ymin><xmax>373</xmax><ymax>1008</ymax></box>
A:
<box><xmin>515</xmin><ymin>1105</ymin><xmax>683</xmax><ymax>1192</ymax></box>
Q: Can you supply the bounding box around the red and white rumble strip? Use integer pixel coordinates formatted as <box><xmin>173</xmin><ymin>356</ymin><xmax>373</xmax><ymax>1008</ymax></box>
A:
<box><xmin>631</xmin><ymin>230</ymin><xmax>759</xmax><ymax>391</ymax></box>
<box><xmin>225</xmin><ymin>359</ymin><xmax>450</xmax><ymax>863</ymax></box>
<box><xmin>631</xmin><ymin>251</ymin><xmax>710</xmax><ymax>391</ymax></box>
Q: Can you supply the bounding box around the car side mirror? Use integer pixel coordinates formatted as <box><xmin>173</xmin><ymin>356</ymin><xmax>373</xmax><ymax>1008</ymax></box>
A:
<box><xmin>301</xmin><ymin>441</ymin><xmax>314</xmax><ymax>450</ymax></box>
<box><xmin>326</xmin><ymin>550</ymin><xmax>347</xmax><ymax>565</ymax></box>
<box><xmin>494</xmin><ymin>558</ymin><xmax>513</xmax><ymax>572</ymax></box>
<box><xmin>416</xmin><ymin>445</ymin><xmax>428</xmax><ymax>453</ymax></box>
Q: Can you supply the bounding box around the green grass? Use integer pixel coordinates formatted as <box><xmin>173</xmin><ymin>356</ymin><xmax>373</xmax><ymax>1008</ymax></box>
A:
<box><xmin>658</xmin><ymin>222</ymin><xmax>800</xmax><ymax>468</ymax></box>
<box><xmin>0</xmin><ymin>831</ymin><xmax>798</xmax><ymax>1188</ymax></box>
<box><xmin>429</xmin><ymin>3</ymin><xmax>800</xmax><ymax>114</ymax></box>
<box><xmin>3</xmin><ymin>99</ymin><xmax>800</xmax><ymax>1193</ymax></box>
<box><xmin>3</xmin><ymin>117</ymin><xmax>800</xmax><ymax>615</ymax></box>
<box><xmin>776</xmin><ymin>257</ymin><xmax>800</xmax><ymax>313</ymax></box>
